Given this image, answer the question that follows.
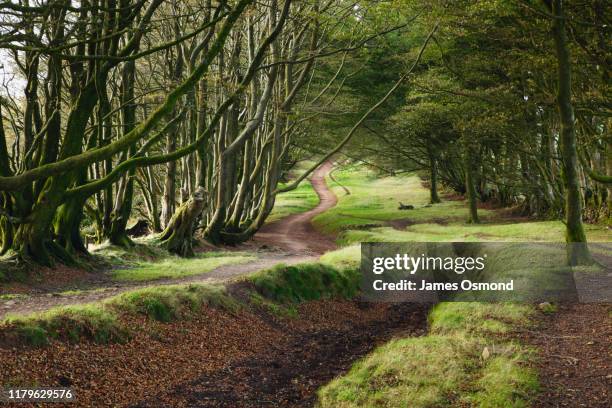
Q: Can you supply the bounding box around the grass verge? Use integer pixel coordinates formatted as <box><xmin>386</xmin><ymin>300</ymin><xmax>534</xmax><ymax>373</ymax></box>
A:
<box><xmin>0</xmin><ymin>261</ymin><xmax>357</xmax><ymax>347</ymax></box>
<box><xmin>110</xmin><ymin>251</ymin><xmax>256</xmax><ymax>281</ymax></box>
<box><xmin>317</xmin><ymin>302</ymin><xmax>538</xmax><ymax>408</ymax></box>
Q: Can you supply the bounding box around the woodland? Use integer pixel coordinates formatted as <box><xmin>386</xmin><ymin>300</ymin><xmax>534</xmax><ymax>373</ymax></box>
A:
<box><xmin>0</xmin><ymin>1</ymin><xmax>610</xmax><ymax>407</ymax></box>
<box><xmin>0</xmin><ymin>0</ymin><xmax>609</xmax><ymax>269</ymax></box>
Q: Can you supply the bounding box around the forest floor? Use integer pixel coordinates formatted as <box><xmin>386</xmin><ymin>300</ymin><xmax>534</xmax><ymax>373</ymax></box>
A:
<box><xmin>522</xmin><ymin>303</ymin><xmax>611</xmax><ymax>408</ymax></box>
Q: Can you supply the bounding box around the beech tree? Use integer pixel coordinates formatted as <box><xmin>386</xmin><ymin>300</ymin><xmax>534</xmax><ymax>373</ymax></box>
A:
<box><xmin>0</xmin><ymin>0</ymin><xmax>414</xmax><ymax>264</ymax></box>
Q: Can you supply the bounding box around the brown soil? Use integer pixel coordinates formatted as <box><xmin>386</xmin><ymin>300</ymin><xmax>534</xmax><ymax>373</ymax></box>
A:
<box><xmin>0</xmin><ymin>300</ymin><xmax>428</xmax><ymax>408</ymax></box>
<box><xmin>521</xmin><ymin>304</ymin><xmax>611</xmax><ymax>408</ymax></box>
<box><xmin>253</xmin><ymin>161</ymin><xmax>338</xmax><ymax>255</ymax></box>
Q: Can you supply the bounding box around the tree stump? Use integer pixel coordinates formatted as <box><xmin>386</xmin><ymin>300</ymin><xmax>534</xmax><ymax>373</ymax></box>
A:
<box><xmin>158</xmin><ymin>187</ymin><xmax>206</xmax><ymax>257</ymax></box>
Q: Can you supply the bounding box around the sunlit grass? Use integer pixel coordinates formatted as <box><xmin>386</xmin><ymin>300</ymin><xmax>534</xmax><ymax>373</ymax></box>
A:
<box><xmin>110</xmin><ymin>251</ymin><xmax>256</xmax><ymax>281</ymax></box>
<box><xmin>317</xmin><ymin>301</ymin><xmax>538</xmax><ymax>408</ymax></box>
<box><xmin>267</xmin><ymin>160</ymin><xmax>320</xmax><ymax>223</ymax></box>
<box><xmin>313</xmin><ymin>164</ymin><xmax>609</xmax><ymax>243</ymax></box>
<box><xmin>3</xmin><ymin>304</ymin><xmax>125</xmax><ymax>346</ymax></box>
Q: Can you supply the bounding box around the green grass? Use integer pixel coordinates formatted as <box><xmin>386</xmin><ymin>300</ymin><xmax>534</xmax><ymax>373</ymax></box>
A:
<box><xmin>3</xmin><ymin>304</ymin><xmax>126</xmax><ymax>346</ymax></box>
<box><xmin>319</xmin><ymin>244</ymin><xmax>361</xmax><ymax>270</ymax></box>
<box><xmin>467</xmin><ymin>355</ymin><xmax>539</xmax><ymax>408</ymax></box>
<box><xmin>340</xmin><ymin>221</ymin><xmax>610</xmax><ymax>244</ymax></box>
<box><xmin>108</xmin><ymin>284</ymin><xmax>241</xmax><ymax>321</ymax></box>
<box><xmin>249</xmin><ymin>263</ymin><xmax>359</xmax><ymax>303</ymax></box>
<box><xmin>0</xmin><ymin>294</ymin><xmax>29</xmax><ymax>300</ymax></box>
<box><xmin>90</xmin><ymin>240</ymin><xmax>169</xmax><ymax>265</ymax></box>
<box><xmin>313</xmin><ymin>164</ymin><xmax>609</xmax><ymax>244</ymax></box>
<box><xmin>317</xmin><ymin>302</ymin><xmax>538</xmax><ymax>408</ymax></box>
<box><xmin>315</xmin><ymin>164</ymin><xmax>572</xmax><ymax>408</ymax></box>
<box><xmin>110</xmin><ymin>251</ymin><xmax>256</xmax><ymax>281</ymax></box>
<box><xmin>318</xmin><ymin>335</ymin><xmax>478</xmax><ymax>407</ymax></box>
<box><xmin>313</xmin><ymin>165</ymin><xmax>494</xmax><ymax>236</ymax></box>
<box><xmin>429</xmin><ymin>302</ymin><xmax>532</xmax><ymax>335</ymax></box>
<box><xmin>267</xmin><ymin>161</ymin><xmax>320</xmax><ymax>223</ymax></box>
<box><xmin>0</xmin><ymin>283</ymin><xmax>237</xmax><ymax>345</ymax></box>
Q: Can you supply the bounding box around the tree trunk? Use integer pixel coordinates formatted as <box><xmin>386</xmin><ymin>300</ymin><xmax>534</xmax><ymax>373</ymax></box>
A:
<box><xmin>108</xmin><ymin>59</ymin><xmax>138</xmax><ymax>247</ymax></box>
<box><xmin>551</xmin><ymin>0</ymin><xmax>590</xmax><ymax>265</ymax></box>
<box><xmin>463</xmin><ymin>140</ymin><xmax>479</xmax><ymax>223</ymax></box>
<box><xmin>158</xmin><ymin>187</ymin><xmax>206</xmax><ymax>257</ymax></box>
<box><xmin>161</xmin><ymin>134</ymin><xmax>178</xmax><ymax>228</ymax></box>
<box><xmin>428</xmin><ymin>147</ymin><xmax>441</xmax><ymax>204</ymax></box>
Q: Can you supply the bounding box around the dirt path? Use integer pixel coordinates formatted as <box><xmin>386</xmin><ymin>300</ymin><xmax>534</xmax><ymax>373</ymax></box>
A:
<box><xmin>0</xmin><ymin>162</ymin><xmax>338</xmax><ymax>318</ymax></box>
<box><xmin>253</xmin><ymin>161</ymin><xmax>337</xmax><ymax>254</ymax></box>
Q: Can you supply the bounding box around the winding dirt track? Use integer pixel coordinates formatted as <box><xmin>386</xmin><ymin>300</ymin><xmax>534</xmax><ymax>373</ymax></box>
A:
<box><xmin>0</xmin><ymin>162</ymin><xmax>338</xmax><ymax>318</ymax></box>
<box><xmin>253</xmin><ymin>161</ymin><xmax>337</xmax><ymax>254</ymax></box>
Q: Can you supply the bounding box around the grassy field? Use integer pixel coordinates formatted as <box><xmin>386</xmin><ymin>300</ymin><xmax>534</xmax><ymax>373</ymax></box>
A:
<box><xmin>312</xmin><ymin>163</ymin><xmax>609</xmax><ymax>408</ymax></box>
<box><xmin>315</xmin><ymin>165</ymin><xmax>609</xmax><ymax>244</ymax></box>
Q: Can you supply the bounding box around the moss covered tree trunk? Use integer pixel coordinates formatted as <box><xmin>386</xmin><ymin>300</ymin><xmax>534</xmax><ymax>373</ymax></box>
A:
<box><xmin>463</xmin><ymin>139</ymin><xmax>479</xmax><ymax>224</ymax></box>
<box><xmin>428</xmin><ymin>147</ymin><xmax>441</xmax><ymax>204</ymax></box>
<box><xmin>158</xmin><ymin>187</ymin><xmax>206</xmax><ymax>257</ymax></box>
<box><xmin>551</xmin><ymin>0</ymin><xmax>590</xmax><ymax>265</ymax></box>
<box><xmin>108</xmin><ymin>60</ymin><xmax>138</xmax><ymax>247</ymax></box>
<box><xmin>0</xmin><ymin>103</ymin><xmax>13</xmax><ymax>255</ymax></box>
